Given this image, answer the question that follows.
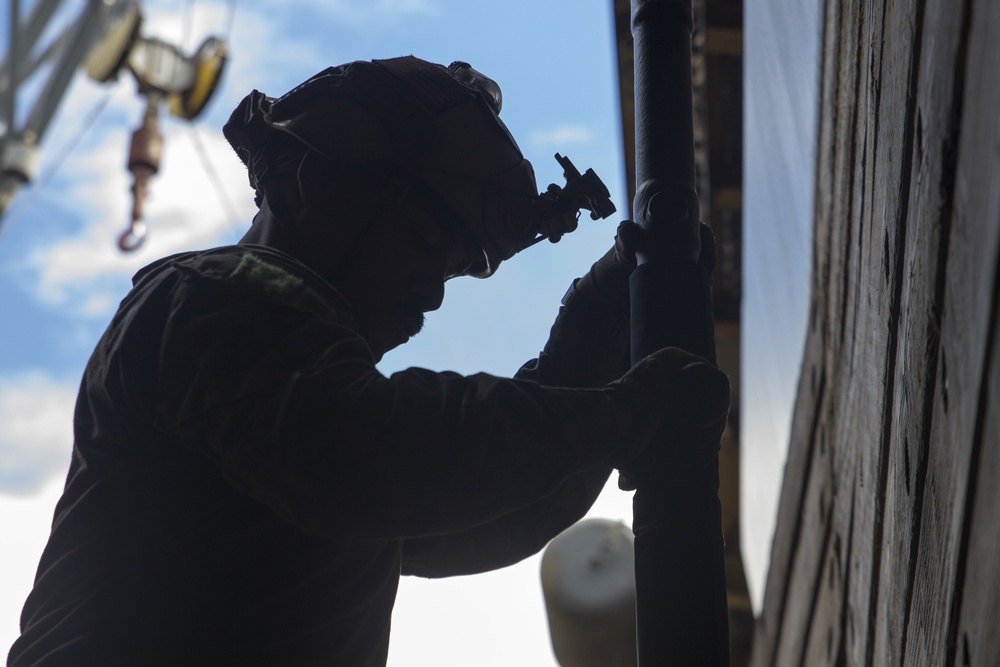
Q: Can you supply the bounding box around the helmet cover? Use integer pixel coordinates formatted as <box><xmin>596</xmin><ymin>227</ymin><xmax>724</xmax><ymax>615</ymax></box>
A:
<box><xmin>224</xmin><ymin>56</ymin><xmax>581</xmax><ymax>277</ymax></box>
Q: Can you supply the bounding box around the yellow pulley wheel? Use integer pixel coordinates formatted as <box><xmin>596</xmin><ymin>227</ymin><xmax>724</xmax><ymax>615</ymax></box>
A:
<box><xmin>168</xmin><ymin>37</ymin><xmax>228</xmax><ymax>121</ymax></box>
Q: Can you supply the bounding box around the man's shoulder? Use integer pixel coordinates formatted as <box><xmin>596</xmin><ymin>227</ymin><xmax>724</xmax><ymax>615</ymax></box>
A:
<box><xmin>132</xmin><ymin>245</ymin><xmax>318</xmax><ymax>289</ymax></box>
<box><xmin>131</xmin><ymin>245</ymin><xmax>348</xmax><ymax>315</ymax></box>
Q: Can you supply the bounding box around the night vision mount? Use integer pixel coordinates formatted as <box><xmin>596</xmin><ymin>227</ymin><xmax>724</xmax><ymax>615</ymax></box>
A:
<box><xmin>527</xmin><ymin>153</ymin><xmax>617</xmax><ymax>247</ymax></box>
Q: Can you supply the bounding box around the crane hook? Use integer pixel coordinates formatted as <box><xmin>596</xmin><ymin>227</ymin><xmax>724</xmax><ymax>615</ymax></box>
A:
<box><xmin>120</xmin><ymin>97</ymin><xmax>162</xmax><ymax>252</ymax></box>
<box><xmin>117</xmin><ymin>217</ymin><xmax>147</xmax><ymax>251</ymax></box>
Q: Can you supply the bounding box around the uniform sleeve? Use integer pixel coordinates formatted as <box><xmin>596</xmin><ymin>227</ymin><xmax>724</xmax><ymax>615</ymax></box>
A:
<box><xmin>514</xmin><ymin>278</ymin><xmax>632</xmax><ymax>388</ymax></box>
<box><xmin>401</xmin><ymin>463</ymin><xmax>610</xmax><ymax>577</ymax></box>
<box><xmin>400</xmin><ymin>278</ymin><xmax>631</xmax><ymax>576</ymax></box>
<box><xmin>151</xmin><ymin>256</ymin><xmax>651</xmax><ymax>542</ymax></box>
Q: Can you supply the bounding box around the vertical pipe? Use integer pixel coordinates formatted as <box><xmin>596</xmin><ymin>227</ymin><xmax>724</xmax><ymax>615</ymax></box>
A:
<box><xmin>629</xmin><ymin>0</ymin><xmax>730</xmax><ymax>664</ymax></box>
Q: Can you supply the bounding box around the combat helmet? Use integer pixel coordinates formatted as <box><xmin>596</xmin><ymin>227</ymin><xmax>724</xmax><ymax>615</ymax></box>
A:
<box><xmin>223</xmin><ymin>56</ymin><xmax>610</xmax><ymax>277</ymax></box>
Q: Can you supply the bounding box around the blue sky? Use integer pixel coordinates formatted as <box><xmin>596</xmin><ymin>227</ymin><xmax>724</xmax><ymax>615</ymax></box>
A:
<box><xmin>0</xmin><ymin>0</ymin><xmax>819</xmax><ymax>663</ymax></box>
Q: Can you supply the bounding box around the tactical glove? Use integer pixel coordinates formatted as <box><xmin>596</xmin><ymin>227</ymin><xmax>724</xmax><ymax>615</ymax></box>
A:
<box><xmin>569</xmin><ymin>220</ymin><xmax>641</xmax><ymax>312</ymax></box>
<box><xmin>518</xmin><ymin>221</ymin><xmax>640</xmax><ymax>388</ymax></box>
<box><xmin>611</xmin><ymin>346</ymin><xmax>730</xmax><ymax>491</ymax></box>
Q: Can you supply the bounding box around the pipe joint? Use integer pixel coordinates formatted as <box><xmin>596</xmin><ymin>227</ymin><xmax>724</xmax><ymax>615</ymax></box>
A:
<box><xmin>633</xmin><ymin>179</ymin><xmax>701</xmax><ymax>264</ymax></box>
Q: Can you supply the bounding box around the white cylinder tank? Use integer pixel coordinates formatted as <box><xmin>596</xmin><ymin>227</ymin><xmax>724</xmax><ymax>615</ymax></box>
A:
<box><xmin>540</xmin><ymin>518</ymin><xmax>638</xmax><ymax>667</ymax></box>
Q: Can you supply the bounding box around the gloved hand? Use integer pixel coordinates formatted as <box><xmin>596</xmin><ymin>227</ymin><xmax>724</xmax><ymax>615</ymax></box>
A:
<box><xmin>570</xmin><ymin>220</ymin><xmax>641</xmax><ymax>312</ymax></box>
<box><xmin>522</xmin><ymin>220</ymin><xmax>641</xmax><ymax>388</ymax></box>
<box><xmin>611</xmin><ymin>346</ymin><xmax>730</xmax><ymax>491</ymax></box>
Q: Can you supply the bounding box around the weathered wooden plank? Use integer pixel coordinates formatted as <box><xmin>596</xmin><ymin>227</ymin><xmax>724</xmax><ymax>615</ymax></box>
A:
<box><xmin>954</xmin><ymin>364</ymin><xmax>1000</xmax><ymax>665</ymax></box>
<box><xmin>863</xmin><ymin>0</ymin><xmax>970</xmax><ymax>662</ymax></box>
<box><xmin>948</xmin><ymin>3</ymin><xmax>1000</xmax><ymax>664</ymax></box>
<box><xmin>951</xmin><ymin>321</ymin><xmax>1000</xmax><ymax>667</ymax></box>
<box><xmin>794</xmin><ymin>0</ymin><xmax>945</xmax><ymax>663</ymax></box>
<box><xmin>801</xmin><ymin>482</ymin><xmax>858</xmax><ymax>667</ymax></box>
<box><xmin>797</xmin><ymin>0</ymin><xmax>891</xmax><ymax>661</ymax></box>
<box><xmin>951</xmin><ymin>290</ymin><xmax>1000</xmax><ymax>666</ymax></box>
<box><xmin>899</xmin><ymin>0</ymin><xmax>998</xmax><ymax>661</ymax></box>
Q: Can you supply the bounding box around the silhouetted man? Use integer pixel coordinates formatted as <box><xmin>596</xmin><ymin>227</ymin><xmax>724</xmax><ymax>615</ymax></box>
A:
<box><xmin>9</xmin><ymin>56</ymin><xmax>728</xmax><ymax>666</ymax></box>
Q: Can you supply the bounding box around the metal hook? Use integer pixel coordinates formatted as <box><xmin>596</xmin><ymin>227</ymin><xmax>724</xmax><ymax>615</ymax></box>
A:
<box><xmin>119</xmin><ymin>96</ymin><xmax>161</xmax><ymax>252</ymax></box>
<box><xmin>117</xmin><ymin>217</ymin><xmax>147</xmax><ymax>251</ymax></box>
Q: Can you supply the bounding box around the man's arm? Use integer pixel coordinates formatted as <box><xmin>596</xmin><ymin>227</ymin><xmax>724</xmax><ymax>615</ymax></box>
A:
<box><xmin>147</xmin><ymin>250</ymin><xmax>650</xmax><ymax>542</ymax></box>
<box><xmin>401</xmin><ymin>232</ymin><xmax>637</xmax><ymax>576</ymax></box>
<box><xmin>517</xmin><ymin>224</ymin><xmax>636</xmax><ymax>388</ymax></box>
<box><xmin>401</xmin><ymin>463</ymin><xmax>610</xmax><ymax>577</ymax></box>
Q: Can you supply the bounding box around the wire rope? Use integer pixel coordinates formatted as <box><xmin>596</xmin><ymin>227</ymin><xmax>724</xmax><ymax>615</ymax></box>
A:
<box><xmin>182</xmin><ymin>0</ymin><xmax>242</xmax><ymax>238</ymax></box>
<box><xmin>180</xmin><ymin>0</ymin><xmax>194</xmax><ymax>49</ymax></box>
<box><xmin>222</xmin><ymin>0</ymin><xmax>238</xmax><ymax>41</ymax></box>
<box><xmin>187</xmin><ymin>124</ymin><xmax>244</xmax><ymax>237</ymax></box>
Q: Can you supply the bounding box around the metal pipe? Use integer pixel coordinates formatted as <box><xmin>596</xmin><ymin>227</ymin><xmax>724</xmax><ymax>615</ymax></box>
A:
<box><xmin>24</xmin><ymin>0</ymin><xmax>105</xmax><ymax>141</ymax></box>
<box><xmin>629</xmin><ymin>0</ymin><xmax>729</xmax><ymax>664</ymax></box>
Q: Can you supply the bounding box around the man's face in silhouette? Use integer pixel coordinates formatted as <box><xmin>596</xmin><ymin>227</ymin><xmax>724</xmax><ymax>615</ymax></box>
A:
<box><xmin>321</xmin><ymin>207</ymin><xmax>474</xmax><ymax>365</ymax></box>
<box><xmin>334</xmin><ymin>188</ymin><xmax>474</xmax><ymax>361</ymax></box>
<box><xmin>289</xmin><ymin>156</ymin><xmax>477</xmax><ymax>361</ymax></box>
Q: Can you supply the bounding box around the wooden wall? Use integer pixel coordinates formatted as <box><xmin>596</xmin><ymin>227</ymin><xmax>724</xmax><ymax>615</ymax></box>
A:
<box><xmin>750</xmin><ymin>0</ymin><xmax>1000</xmax><ymax>665</ymax></box>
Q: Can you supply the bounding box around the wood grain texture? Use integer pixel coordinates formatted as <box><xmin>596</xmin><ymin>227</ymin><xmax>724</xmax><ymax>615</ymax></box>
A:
<box><xmin>749</xmin><ymin>0</ymin><xmax>999</xmax><ymax>664</ymax></box>
<box><xmin>948</xmin><ymin>4</ymin><xmax>1000</xmax><ymax>666</ymax></box>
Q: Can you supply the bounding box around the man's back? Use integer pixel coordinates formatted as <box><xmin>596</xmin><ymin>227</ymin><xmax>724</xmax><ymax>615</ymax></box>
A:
<box><xmin>10</xmin><ymin>247</ymin><xmax>401</xmax><ymax>666</ymax></box>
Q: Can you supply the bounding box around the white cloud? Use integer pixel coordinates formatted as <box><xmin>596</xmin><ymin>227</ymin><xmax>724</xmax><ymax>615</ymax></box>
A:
<box><xmin>528</xmin><ymin>124</ymin><xmax>594</xmax><ymax>148</ymax></box>
<box><xmin>0</xmin><ymin>475</ymin><xmax>64</xmax><ymax>653</ymax></box>
<box><xmin>0</xmin><ymin>374</ymin><xmax>77</xmax><ymax>494</ymax></box>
